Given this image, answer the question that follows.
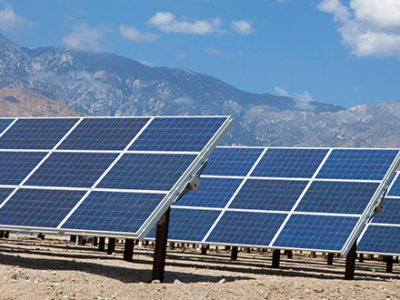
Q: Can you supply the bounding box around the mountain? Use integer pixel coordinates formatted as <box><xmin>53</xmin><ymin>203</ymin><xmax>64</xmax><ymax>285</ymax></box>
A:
<box><xmin>0</xmin><ymin>88</ymin><xmax>83</xmax><ymax>117</ymax></box>
<box><xmin>1</xmin><ymin>33</ymin><xmax>400</xmax><ymax>147</ymax></box>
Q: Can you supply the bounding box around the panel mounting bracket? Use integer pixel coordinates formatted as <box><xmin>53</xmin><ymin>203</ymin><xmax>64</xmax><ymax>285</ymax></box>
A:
<box><xmin>175</xmin><ymin>160</ymin><xmax>208</xmax><ymax>202</ymax></box>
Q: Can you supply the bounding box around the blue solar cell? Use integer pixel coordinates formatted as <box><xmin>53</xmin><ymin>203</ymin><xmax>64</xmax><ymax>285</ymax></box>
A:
<box><xmin>229</xmin><ymin>179</ymin><xmax>308</xmax><ymax>211</ymax></box>
<box><xmin>0</xmin><ymin>188</ymin><xmax>85</xmax><ymax>228</ymax></box>
<box><xmin>0</xmin><ymin>119</ymin><xmax>13</xmax><ymax>135</ymax></box>
<box><xmin>0</xmin><ymin>152</ymin><xmax>47</xmax><ymax>185</ymax></box>
<box><xmin>371</xmin><ymin>197</ymin><xmax>400</xmax><ymax>224</ymax></box>
<box><xmin>129</xmin><ymin>117</ymin><xmax>227</xmax><ymax>152</ymax></box>
<box><xmin>388</xmin><ymin>175</ymin><xmax>400</xmax><ymax>196</ymax></box>
<box><xmin>58</xmin><ymin>118</ymin><xmax>150</xmax><ymax>150</ymax></box>
<box><xmin>273</xmin><ymin>214</ymin><xmax>359</xmax><ymax>251</ymax></box>
<box><xmin>358</xmin><ymin>225</ymin><xmax>400</xmax><ymax>254</ymax></box>
<box><xmin>206</xmin><ymin>211</ymin><xmax>287</xmax><ymax>246</ymax></box>
<box><xmin>251</xmin><ymin>148</ymin><xmax>328</xmax><ymax>178</ymax></box>
<box><xmin>0</xmin><ymin>118</ymin><xmax>79</xmax><ymax>149</ymax></box>
<box><xmin>175</xmin><ymin>177</ymin><xmax>242</xmax><ymax>208</ymax></box>
<box><xmin>202</xmin><ymin>147</ymin><xmax>264</xmax><ymax>176</ymax></box>
<box><xmin>147</xmin><ymin>208</ymin><xmax>221</xmax><ymax>241</ymax></box>
<box><xmin>98</xmin><ymin>153</ymin><xmax>196</xmax><ymax>191</ymax></box>
<box><xmin>0</xmin><ymin>188</ymin><xmax>14</xmax><ymax>204</ymax></box>
<box><xmin>26</xmin><ymin>152</ymin><xmax>118</xmax><ymax>188</ymax></box>
<box><xmin>296</xmin><ymin>181</ymin><xmax>379</xmax><ymax>214</ymax></box>
<box><xmin>62</xmin><ymin>191</ymin><xmax>165</xmax><ymax>233</ymax></box>
<box><xmin>317</xmin><ymin>149</ymin><xmax>399</xmax><ymax>180</ymax></box>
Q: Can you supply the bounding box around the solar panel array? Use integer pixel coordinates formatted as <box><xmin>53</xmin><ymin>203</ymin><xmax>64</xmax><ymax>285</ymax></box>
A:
<box><xmin>0</xmin><ymin>116</ymin><xmax>232</xmax><ymax>239</ymax></box>
<box><xmin>148</xmin><ymin>146</ymin><xmax>400</xmax><ymax>255</ymax></box>
<box><xmin>358</xmin><ymin>172</ymin><xmax>400</xmax><ymax>255</ymax></box>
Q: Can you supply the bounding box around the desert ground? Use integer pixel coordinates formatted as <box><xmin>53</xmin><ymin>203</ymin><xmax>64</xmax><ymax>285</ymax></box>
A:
<box><xmin>0</xmin><ymin>234</ymin><xmax>400</xmax><ymax>300</ymax></box>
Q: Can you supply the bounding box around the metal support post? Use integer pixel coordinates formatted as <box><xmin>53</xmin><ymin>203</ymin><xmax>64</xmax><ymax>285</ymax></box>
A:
<box><xmin>4</xmin><ymin>231</ymin><xmax>9</xmax><ymax>238</ymax></box>
<box><xmin>107</xmin><ymin>238</ymin><xmax>116</xmax><ymax>254</ymax></box>
<box><xmin>201</xmin><ymin>245</ymin><xmax>208</xmax><ymax>255</ymax></box>
<box><xmin>231</xmin><ymin>246</ymin><xmax>238</xmax><ymax>261</ymax></box>
<box><xmin>358</xmin><ymin>253</ymin><xmax>364</xmax><ymax>262</ymax></box>
<box><xmin>124</xmin><ymin>239</ymin><xmax>134</xmax><ymax>262</ymax></box>
<box><xmin>99</xmin><ymin>237</ymin><xmax>105</xmax><ymax>251</ymax></box>
<box><xmin>327</xmin><ymin>253</ymin><xmax>334</xmax><ymax>265</ymax></box>
<box><xmin>152</xmin><ymin>208</ymin><xmax>170</xmax><ymax>282</ymax></box>
<box><xmin>272</xmin><ymin>249</ymin><xmax>280</xmax><ymax>268</ymax></box>
<box><xmin>70</xmin><ymin>235</ymin><xmax>76</xmax><ymax>242</ymax></box>
<box><xmin>345</xmin><ymin>243</ymin><xmax>357</xmax><ymax>280</ymax></box>
<box><xmin>385</xmin><ymin>256</ymin><xmax>393</xmax><ymax>273</ymax></box>
<box><xmin>285</xmin><ymin>250</ymin><xmax>293</xmax><ymax>259</ymax></box>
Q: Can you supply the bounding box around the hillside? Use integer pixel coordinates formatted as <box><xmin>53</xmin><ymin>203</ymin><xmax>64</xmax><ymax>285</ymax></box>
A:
<box><xmin>0</xmin><ymin>88</ymin><xmax>83</xmax><ymax>117</ymax></box>
<box><xmin>1</xmin><ymin>33</ymin><xmax>400</xmax><ymax>147</ymax></box>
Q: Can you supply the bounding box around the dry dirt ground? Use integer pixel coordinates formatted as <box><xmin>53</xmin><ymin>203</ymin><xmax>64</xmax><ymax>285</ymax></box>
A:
<box><xmin>0</xmin><ymin>234</ymin><xmax>400</xmax><ymax>299</ymax></box>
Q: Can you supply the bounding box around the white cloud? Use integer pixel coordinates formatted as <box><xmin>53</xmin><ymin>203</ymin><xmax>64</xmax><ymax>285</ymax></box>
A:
<box><xmin>62</xmin><ymin>24</ymin><xmax>103</xmax><ymax>51</ymax></box>
<box><xmin>204</xmin><ymin>47</ymin><xmax>243</xmax><ymax>58</ymax></box>
<box><xmin>149</xmin><ymin>11</ymin><xmax>222</xmax><ymax>35</ymax></box>
<box><xmin>119</xmin><ymin>25</ymin><xmax>158</xmax><ymax>42</ymax></box>
<box><xmin>274</xmin><ymin>87</ymin><xmax>315</xmax><ymax>110</ymax></box>
<box><xmin>138</xmin><ymin>59</ymin><xmax>153</xmax><ymax>66</ymax></box>
<box><xmin>318</xmin><ymin>0</ymin><xmax>400</xmax><ymax>58</ymax></box>
<box><xmin>0</xmin><ymin>7</ymin><xmax>32</xmax><ymax>31</ymax></box>
<box><xmin>231</xmin><ymin>20</ymin><xmax>253</xmax><ymax>34</ymax></box>
<box><xmin>274</xmin><ymin>86</ymin><xmax>290</xmax><ymax>97</ymax></box>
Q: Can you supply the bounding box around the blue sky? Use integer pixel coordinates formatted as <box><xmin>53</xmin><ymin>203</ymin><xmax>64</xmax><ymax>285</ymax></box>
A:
<box><xmin>1</xmin><ymin>0</ymin><xmax>400</xmax><ymax>108</ymax></box>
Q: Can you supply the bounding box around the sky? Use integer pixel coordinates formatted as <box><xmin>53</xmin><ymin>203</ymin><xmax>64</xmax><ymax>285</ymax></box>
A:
<box><xmin>1</xmin><ymin>0</ymin><xmax>400</xmax><ymax>108</ymax></box>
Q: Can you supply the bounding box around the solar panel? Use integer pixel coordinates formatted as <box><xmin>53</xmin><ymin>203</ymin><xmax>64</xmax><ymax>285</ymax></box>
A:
<box><xmin>0</xmin><ymin>152</ymin><xmax>47</xmax><ymax>185</ymax></box>
<box><xmin>0</xmin><ymin>118</ymin><xmax>79</xmax><ymax>149</ymax></box>
<box><xmin>358</xmin><ymin>172</ymin><xmax>400</xmax><ymax>255</ymax></box>
<box><xmin>0</xmin><ymin>116</ymin><xmax>232</xmax><ymax>239</ymax></box>
<box><xmin>58</xmin><ymin>118</ymin><xmax>150</xmax><ymax>150</ymax></box>
<box><xmin>129</xmin><ymin>117</ymin><xmax>228</xmax><ymax>152</ymax></box>
<box><xmin>149</xmin><ymin>146</ymin><xmax>400</xmax><ymax>255</ymax></box>
<box><xmin>97</xmin><ymin>153</ymin><xmax>196</xmax><ymax>191</ymax></box>
<box><xmin>0</xmin><ymin>119</ymin><xmax>13</xmax><ymax>136</ymax></box>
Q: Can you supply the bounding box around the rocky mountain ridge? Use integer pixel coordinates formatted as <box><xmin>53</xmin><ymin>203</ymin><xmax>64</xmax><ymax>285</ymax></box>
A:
<box><xmin>1</xmin><ymin>33</ymin><xmax>399</xmax><ymax>147</ymax></box>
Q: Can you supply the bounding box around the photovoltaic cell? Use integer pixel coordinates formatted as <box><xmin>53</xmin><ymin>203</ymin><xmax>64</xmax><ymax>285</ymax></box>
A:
<box><xmin>295</xmin><ymin>181</ymin><xmax>379</xmax><ymax>214</ymax></box>
<box><xmin>206</xmin><ymin>211</ymin><xmax>287</xmax><ymax>246</ymax></box>
<box><xmin>129</xmin><ymin>117</ymin><xmax>226</xmax><ymax>152</ymax></box>
<box><xmin>0</xmin><ymin>152</ymin><xmax>47</xmax><ymax>185</ymax></box>
<box><xmin>174</xmin><ymin>177</ymin><xmax>242</xmax><ymax>208</ymax></box>
<box><xmin>388</xmin><ymin>175</ymin><xmax>400</xmax><ymax>196</ymax></box>
<box><xmin>0</xmin><ymin>118</ymin><xmax>78</xmax><ymax>149</ymax></box>
<box><xmin>358</xmin><ymin>225</ymin><xmax>400</xmax><ymax>254</ymax></box>
<box><xmin>273</xmin><ymin>214</ymin><xmax>359</xmax><ymax>251</ymax></box>
<box><xmin>370</xmin><ymin>197</ymin><xmax>400</xmax><ymax>224</ymax></box>
<box><xmin>202</xmin><ymin>147</ymin><xmax>263</xmax><ymax>176</ymax></box>
<box><xmin>62</xmin><ymin>191</ymin><xmax>165</xmax><ymax>233</ymax></box>
<box><xmin>251</xmin><ymin>148</ymin><xmax>328</xmax><ymax>178</ymax></box>
<box><xmin>98</xmin><ymin>153</ymin><xmax>196</xmax><ymax>191</ymax></box>
<box><xmin>26</xmin><ymin>152</ymin><xmax>118</xmax><ymax>188</ymax></box>
<box><xmin>147</xmin><ymin>208</ymin><xmax>221</xmax><ymax>241</ymax></box>
<box><xmin>316</xmin><ymin>149</ymin><xmax>399</xmax><ymax>180</ymax></box>
<box><xmin>0</xmin><ymin>188</ymin><xmax>14</xmax><ymax>203</ymax></box>
<box><xmin>58</xmin><ymin>118</ymin><xmax>150</xmax><ymax>150</ymax></box>
<box><xmin>0</xmin><ymin>119</ymin><xmax>13</xmax><ymax>135</ymax></box>
<box><xmin>229</xmin><ymin>179</ymin><xmax>308</xmax><ymax>211</ymax></box>
<box><xmin>0</xmin><ymin>188</ymin><xmax>85</xmax><ymax>228</ymax></box>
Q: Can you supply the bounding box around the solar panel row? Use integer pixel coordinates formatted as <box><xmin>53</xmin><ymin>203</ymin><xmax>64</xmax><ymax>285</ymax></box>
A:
<box><xmin>148</xmin><ymin>146</ymin><xmax>400</xmax><ymax>254</ymax></box>
<box><xmin>0</xmin><ymin>116</ymin><xmax>232</xmax><ymax>239</ymax></box>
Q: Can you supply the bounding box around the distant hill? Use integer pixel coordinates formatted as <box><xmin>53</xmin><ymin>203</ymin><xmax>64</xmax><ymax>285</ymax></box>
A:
<box><xmin>1</xmin><ymin>33</ymin><xmax>400</xmax><ymax>147</ymax></box>
<box><xmin>0</xmin><ymin>88</ymin><xmax>83</xmax><ymax>117</ymax></box>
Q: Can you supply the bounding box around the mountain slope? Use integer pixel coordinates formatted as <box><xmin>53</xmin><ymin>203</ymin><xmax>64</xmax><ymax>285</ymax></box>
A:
<box><xmin>2</xmin><ymin>33</ymin><xmax>400</xmax><ymax>147</ymax></box>
<box><xmin>0</xmin><ymin>88</ymin><xmax>83</xmax><ymax>117</ymax></box>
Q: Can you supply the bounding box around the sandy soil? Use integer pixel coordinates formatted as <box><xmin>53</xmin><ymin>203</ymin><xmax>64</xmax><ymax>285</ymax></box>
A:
<box><xmin>0</xmin><ymin>234</ymin><xmax>400</xmax><ymax>300</ymax></box>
